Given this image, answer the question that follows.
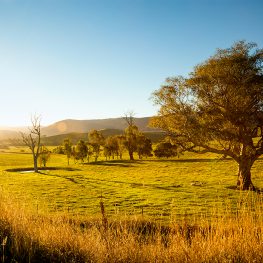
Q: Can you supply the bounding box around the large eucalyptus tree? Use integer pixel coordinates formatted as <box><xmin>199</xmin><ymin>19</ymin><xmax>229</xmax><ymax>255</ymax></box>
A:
<box><xmin>152</xmin><ymin>41</ymin><xmax>263</xmax><ymax>190</ymax></box>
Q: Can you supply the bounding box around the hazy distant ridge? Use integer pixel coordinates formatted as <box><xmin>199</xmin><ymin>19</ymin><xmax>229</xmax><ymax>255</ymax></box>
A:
<box><xmin>0</xmin><ymin>117</ymin><xmax>159</xmax><ymax>140</ymax></box>
<box><xmin>41</xmin><ymin>117</ymin><xmax>156</xmax><ymax>136</ymax></box>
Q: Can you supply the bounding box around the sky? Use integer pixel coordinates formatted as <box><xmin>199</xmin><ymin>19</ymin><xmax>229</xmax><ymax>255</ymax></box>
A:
<box><xmin>0</xmin><ymin>0</ymin><xmax>262</xmax><ymax>127</ymax></box>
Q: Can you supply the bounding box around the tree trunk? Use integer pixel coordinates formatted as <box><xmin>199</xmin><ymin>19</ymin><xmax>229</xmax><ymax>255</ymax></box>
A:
<box><xmin>33</xmin><ymin>155</ymin><xmax>38</xmax><ymax>173</ymax></box>
<box><xmin>129</xmin><ymin>151</ymin><xmax>134</xmax><ymax>160</ymax></box>
<box><xmin>237</xmin><ymin>159</ymin><xmax>255</xmax><ymax>190</ymax></box>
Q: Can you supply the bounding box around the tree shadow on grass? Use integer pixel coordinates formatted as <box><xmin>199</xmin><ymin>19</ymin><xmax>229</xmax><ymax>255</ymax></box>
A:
<box><xmin>148</xmin><ymin>158</ymin><xmax>233</xmax><ymax>163</ymax></box>
<box><xmin>43</xmin><ymin>173</ymin><xmax>85</xmax><ymax>187</ymax></box>
<box><xmin>83</xmin><ymin>160</ymin><xmax>144</xmax><ymax>167</ymax></box>
<box><xmin>6</xmin><ymin>167</ymin><xmax>81</xmax><ymax>172</ymax></box>
<box><xmin>83</xmin><ymin>177</ymin><xmax>182</xmax><ymax>191</ymax></box>
<box><xmin>5</xmin><ymin>167</ymin><xmax>86</xmax><ymax>186</ymax></box>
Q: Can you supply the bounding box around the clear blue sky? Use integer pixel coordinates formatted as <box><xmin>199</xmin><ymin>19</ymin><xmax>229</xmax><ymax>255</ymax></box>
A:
<box><xmin>0</xmin><ymin>0</ymin><xmax>262</xmax><ymax>126</ymax></box>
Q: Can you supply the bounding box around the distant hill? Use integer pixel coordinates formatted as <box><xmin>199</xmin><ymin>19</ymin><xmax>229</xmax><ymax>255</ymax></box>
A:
<box><xmin>41</xmin><ymin>117</ymin><xmax>158</xmax><ymax>136</ymax></box>
<box><xmin>0</xmin><ymin>117</ymin><xmax>165</xmax><ymax>145</ymax></box>
<box><xmin>0</xmin><ymin>130</ymin><xmax>21</xmax><ymax>147</ymax></box>
<box><xmin>42</xmin><ymin>129</ymin><xmax>165</xmax><ymax>146</ymax></box>
<box><xmin>42</xmin><ymin>129</ymin><xmax>123</xmax><ymax>145</ymax></box>
<box><xmin>0</xmin><ymin>130</ymin><xmax>20</xmax><ymax>140</ymax></box>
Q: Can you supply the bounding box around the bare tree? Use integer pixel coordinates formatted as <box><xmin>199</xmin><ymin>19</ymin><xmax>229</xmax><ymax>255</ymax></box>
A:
<box><xmin>20</xmin><ymin>115</ymin><xmax>41</xmax><ymax>172</ymax></box>
<box><xmin>124</xmin><ymin>111</ymin><xmax>135</xmax><ymax>126</ymax></box>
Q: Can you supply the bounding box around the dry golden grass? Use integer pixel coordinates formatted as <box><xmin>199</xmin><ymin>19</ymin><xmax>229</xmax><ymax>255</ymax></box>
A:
<box><xmin>0</xmin><ymin>191</ymin><xmax>262</xmax><ymax>262</ymax></box>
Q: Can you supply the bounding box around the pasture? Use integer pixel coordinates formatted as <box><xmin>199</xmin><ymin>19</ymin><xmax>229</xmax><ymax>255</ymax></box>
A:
<box><xmin>1</xmin><ymin>147</ymin><xmax>263</xmax><ymax>262</ymax></box>
<box><xmin>1</xmin><ymin>147</ymin><xmax>263</xmax><ymax>221</ymax></box>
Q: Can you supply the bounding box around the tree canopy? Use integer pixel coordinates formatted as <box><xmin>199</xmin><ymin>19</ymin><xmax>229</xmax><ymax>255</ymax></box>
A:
<box><xmin>88</xmin><ymin>130</ymin><xmax>105</xmax><ymax>162</ymax></box>
<box><xmin>63</xmin><ymin>138</ymin><xmax>72</xmax><ymax>165</ymax></box>
<box><xmin>154</xmin><ymin>141</ymin><xmax>178</xmax><ymax>158</ymax></box>
<box><xmin>151</xmin><ymin>41</ymin><xmax>263</xmax><ymax>190</ymax></box>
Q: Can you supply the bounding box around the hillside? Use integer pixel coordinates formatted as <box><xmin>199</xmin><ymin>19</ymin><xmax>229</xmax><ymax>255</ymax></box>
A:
<box><xmin>0</xmin><ymin>130</ymin><xmax>20</xmax><ymax>140</ymax></box>
<box><xmin>41</xmin><ymin>129</ymin><xmax>123</xmax><ymax>145</ymax></box>
<box><xmin>41</xmin><ymin>117</ymin><xmax>157</xmax><ymax>136</ymax></box>
<box><xmin>0</xmin><ymin>117</ymin><xmax>164</xmax><ymax>145</ymax></box>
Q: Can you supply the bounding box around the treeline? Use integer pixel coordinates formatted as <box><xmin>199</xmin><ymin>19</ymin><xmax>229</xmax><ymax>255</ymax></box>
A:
<box><xmin>40</xmin><ymin>130</ymin><xmax>165</xmax><ymax>146</ymax></box>
<box><xmin>53</xmin><ymin>121</ymin><xmax>180</xmax><ymax>163</ymax></box>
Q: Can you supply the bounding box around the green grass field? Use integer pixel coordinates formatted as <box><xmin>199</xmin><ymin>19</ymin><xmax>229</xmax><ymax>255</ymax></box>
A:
<box><xmin>1</xmin><ymin>147</ymin><xmax>263</xmax><ymax>221</ymax></box>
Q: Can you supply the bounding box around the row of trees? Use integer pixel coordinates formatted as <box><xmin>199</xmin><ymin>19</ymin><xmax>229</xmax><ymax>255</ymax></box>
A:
<box><xmin>59</xmin><ymin>135</ymin><xmax>180</xmax><ymax>163</ymax></box>
<box><xmin>21</xmin><ymin>115</ymin><xmax>179</xmax><ymax>172</ymax></box>
<box><xmin>57</xmin><ymin>121</ymin><xmax>154</xmax><ymax>163</ymax></box>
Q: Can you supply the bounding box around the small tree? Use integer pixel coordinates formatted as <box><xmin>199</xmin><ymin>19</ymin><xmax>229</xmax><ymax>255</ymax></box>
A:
<box><xmin>104</xmin><ymin>136</ymin><xmax>119</xmax><ymax>160</ymax></box>
<box><xmin>71</xmin><ymin>146</ymin><xmax>77</xmax><ymax>163</ymax></box>
<box><xmin>53</xmin><ymin>146</ymin><xmax>64</xmax><ymax>154</ymax></box>
<box><xmin>39</xmin><ymin>146</ymin><xmax>51</xmax><ymax>167</ymax></box>
<box><xmin>136</xmin><ymin>134</ymin><xmax>153</xmax><ymax>159</ymax></box>
<box><xmin>123</xmin><ymin>112</ymin><xmax>140</xmax><ymax>160</ymax></box>
<box><xmin>20</xmin><ymin>115</ymin><xmax>41</xmax><ymax>172</ymax></box>
<box><xmin>75</xmin><ymin>140</ymin><xmax>87</xmax><ymax>162</ymax></box>
<box><xmin>154</xmin><ymin>142</ymin><xmax>178</xmax><ymax>158</ymax></box>
<box><xmin>63</xmin><ymin>138</ymin><xmax>72</xmax><ymax>165</ymax></box>
<box><xmin>103</xmin><ymin>145</ymin><xmax>111</xmax><ymax>161</ymax></box>
<box><xmin>88</xmin><ymin>130</ymin><xmax>105</xmax><ymax>162</ymax></box>
<box><xmin>85</xmin><ymin>143</ymin><xmax>92</xmax><ymax>163</ymax></box>
<box><xmin>116</xmin><ymin>135</ymin><xmax>126</xmax><ymax>159</ymax></box>
<box><xmin>124</xmin><ymin>125</ymin><xmax>139</xmax><ymax>160</ymax></box>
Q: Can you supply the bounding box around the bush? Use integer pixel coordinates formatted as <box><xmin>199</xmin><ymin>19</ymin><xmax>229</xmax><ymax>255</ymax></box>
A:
<box><xmin>154</xmin><ymin>142</ymin><xmax>178</xmax><ymax>158</ymax></box>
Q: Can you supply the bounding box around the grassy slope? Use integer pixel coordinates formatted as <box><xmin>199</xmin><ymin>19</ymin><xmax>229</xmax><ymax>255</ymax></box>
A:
<box><xmin>1</xmin><ymin>147</ymin><xmax>263</xmax><ymax>221</ymax></box>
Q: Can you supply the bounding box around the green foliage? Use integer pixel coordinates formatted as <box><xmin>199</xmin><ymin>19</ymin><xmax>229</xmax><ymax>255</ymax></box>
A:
<box><xmin>104</xmin><ymin>136</ymin><xmax>119</xmax><ymax>160</ymax></box>
<box><xmin>63</xmin><ymin>138</ymin><xmax>72</xmax><ymax>165</ymax></box>
<box><xmin>74</xmin><ymin>140</ymin><xmax>87</xmax><ymax>162</ymax></box>
<box><xmin>53</xmin><ymin>146</ymin><xmax>64</xmax><ymax>154</ymax></box>
<box><xmin>124</xmin><ymin>125</ymin><xmax>140</xmax><ymax>159</ymax></box>
<box><xmin>143</xmin><ymin>131</ymin><xmax>165</xmax><ymax>143</ymax></box>
<box><xmin>154</xmin><ymin>142</ymin><xmax>177</xmax><ymax>158</ymax></box>
<box><xmin>39</xmin><ymin>130</ymin><xmax>164</xmax><ymax>146</ymax></box>
<box><xmin>88</xmin><ymin>130</ymin><xmax>105</xmax><ymax>162</ymax></box>
<box><xmin>136</xmin><ymin>134</ymin><xmax>153</xmax><ymax>159</ymax></box>
<box><xmin>38</xmin><ymin>146</ymin><xmax>51</xmax><ymax>167</ymax></box>
<box><xmin>124</xmin><ymin>125</ymin><xmax>153</xmax><ymax>160</ymax></box>
<box><xmin>116</xmin><ymin>135</ymin><xmax>126</xmax><ymax>159</ymax></box>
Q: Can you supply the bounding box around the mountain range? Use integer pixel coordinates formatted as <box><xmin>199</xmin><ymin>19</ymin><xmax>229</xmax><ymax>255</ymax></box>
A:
<box><xmin>41</xmin><ymin>117</ymin><xmax>156</xmax><ymax>136</ymax></box>
<box><xmin>0</xmin><ymin>117</ymin><xmax>164</xmax><ymax>145</ymax></box>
